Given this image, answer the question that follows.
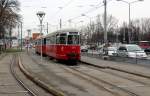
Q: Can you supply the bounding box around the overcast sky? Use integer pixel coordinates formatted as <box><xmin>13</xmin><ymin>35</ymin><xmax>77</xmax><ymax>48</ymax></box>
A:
<box><xmin>18</xmin><ymin>0</ymin><xmax>149</xmax><ymax>37</ymax></box>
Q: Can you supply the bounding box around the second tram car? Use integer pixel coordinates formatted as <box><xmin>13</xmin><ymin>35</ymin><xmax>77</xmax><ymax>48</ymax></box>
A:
<box><xmin>35</xmin><ymin>36</ymin><xmax>47</xmax><ymax>56</ymax></box>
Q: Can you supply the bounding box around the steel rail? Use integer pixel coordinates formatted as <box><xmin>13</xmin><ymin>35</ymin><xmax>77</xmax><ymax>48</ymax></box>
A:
<box><xmin>10</xmin><ymin>54</ymin><xmax>38</xmax><ymax>96</ymax></box>
<box><xmin>84</xmin><ymin>64</ymin><xmax>150</xmax><ymax>87</ymax></box>
<box><xmin>19</xmin><ymin>54</ymin><xmax>65</xmax><ymax>96</ymax></box>
<box><xmin>71</xmin><ymin>68</ymin><xmax>140</xmax><ymax>96</ymax></box>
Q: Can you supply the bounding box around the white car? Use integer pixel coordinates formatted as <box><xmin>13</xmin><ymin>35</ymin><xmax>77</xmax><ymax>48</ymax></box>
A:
<box><xmin>98</xmin><ymin>46</ymin><xmax>117</xmax><ymax>56</ymax></box>
<box><xmin>117</xmin><ymin>44</ymin><xmax>147</xmax><ymax>58</ymax></box>
<box><xmin>107</xmin><ymin>47</ymin><xmax>117</xmax><ymax>56</ymax></box>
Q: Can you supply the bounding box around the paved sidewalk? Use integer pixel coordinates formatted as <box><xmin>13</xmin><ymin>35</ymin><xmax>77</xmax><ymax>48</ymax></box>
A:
<box><xmin>81</xmin><ymin>56</ymin><xmax>150</xmax><ymax>77</ymax></box>
<box><xmin>0</xmin><ymin>54</ymin><xmax>29</xmax><ymax>96</ymax></box>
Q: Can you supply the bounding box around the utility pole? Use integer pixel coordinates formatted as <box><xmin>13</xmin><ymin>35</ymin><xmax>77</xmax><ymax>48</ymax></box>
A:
<box><xmin>21</xmin><ymin>22</ymin><xmax>23</xmax><ymax>51</ymax></box>
<box><xmin>9</xmin><ymin>22</ymin><xmax>12</xmax><ymax>48</ymax></box>
<box><xmin>18</xmin><ymin>24</ymin><xmax>20</xmax><ymax>49</ymax></box>
<box><xmin>47</xmin><ymin>22</ymin><xmax>48</xmax><ymax>34</ymax></box>
<box><xmin>60</xmin><ymin>19</ymin><xmax>62</xmax><ymax>29</ymax></box>
<box><xmin>116</xmin><ymin>0</ymin><xmax>144</xmax><ymax>43</ymax></box>
<box><xmin>128</xmin><ymin>3</ymin><xmax>131</xmax><ymax>44</ymax></box>
<box><xmin>104</xmin><ymin>0</ymin><xmax>107</xmax><ymax>44</ymax></box>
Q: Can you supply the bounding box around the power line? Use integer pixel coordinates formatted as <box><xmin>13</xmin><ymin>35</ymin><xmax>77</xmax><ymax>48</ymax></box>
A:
<box><xmin>84</xmin><ymin>4</ymin><xmax>104</xmax><ymax>14</ymax></box>
<box><xmin>66</xmin><ymin>0</ymin><xmax>113</xmax><ymax>22</ymax></box>
<box><xmin>64</xmin><ymin>3</ymin><xmax>104</xmax><ymax>23</ymax></box>
<box><xmin>51</xmin><ymin>0</ymin><xmax>114</xmax><ymax>28</ymax></box>
<box><xmin>51</xmin><ymin>0</ymin><xmax>74</xmax><ymax>18</ymax></box>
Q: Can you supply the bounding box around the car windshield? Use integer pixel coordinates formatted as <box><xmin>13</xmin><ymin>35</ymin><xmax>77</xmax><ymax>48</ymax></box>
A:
<box><xmin>126</xmin><ymin>45</ymin><xmax>142</xmax><ymax>52</ymax></box>
<box><xmin>108</xmin><ymin>47</ymin><xmax>117</xmax><ymax>51</ymax></box>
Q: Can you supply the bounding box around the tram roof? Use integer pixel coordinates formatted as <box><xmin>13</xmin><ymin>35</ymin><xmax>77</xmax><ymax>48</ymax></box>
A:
<box><xmin>45</xmin><ymin>28</ymin><xmax>79</xmax><ymax>38</ymax></box>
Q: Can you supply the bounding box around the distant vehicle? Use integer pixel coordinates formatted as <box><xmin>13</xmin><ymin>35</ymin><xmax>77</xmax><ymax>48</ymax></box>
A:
<box><xmin>98</xmin><ymin>46</ymin><xmax>117</xmax><ymax>56</ymax></box>
<box><xmin>81</xmin><ymin>45</ymin><xmax>88</xmax><ymax>52</ymax></box>
<box><xmin>107</xmin><ymin>47</ymin><xmax>117</xmax><ymax>56</ymax></box>
<box><xmin>138</xmin><ymin>41</ymin><xmax>150</xmax><ymax>52</ymax></box>
<box><xmin>117</xmin><ymin>44</ymin><xmax>147</xmax><ymax>58</ymax></box>
<box><xmin>138</xmin><ymin>41</ymin><xmax>150</xmax><ymax>53</ymax></box>
<box><xmin>25</xmin><ymin>44</ymin><xmax>32</xmax><ymax>48</ymax></box>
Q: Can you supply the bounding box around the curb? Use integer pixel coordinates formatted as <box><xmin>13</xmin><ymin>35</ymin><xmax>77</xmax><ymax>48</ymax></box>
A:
<box><xmin>80</xmin><ymin>60</ymin><xmax>150</xmax><ymax>79</ymax></box>
<box><xmin>18</xmin><ymin>56</ymin><xmax>65</xmax><ymax>96</ymax></box>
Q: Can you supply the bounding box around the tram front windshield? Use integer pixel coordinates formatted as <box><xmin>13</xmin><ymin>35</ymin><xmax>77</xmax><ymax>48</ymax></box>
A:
<box><xmin>67</xmin><ymin>35</ymin><xmax>79</xmax><ymax>45</ymax></box>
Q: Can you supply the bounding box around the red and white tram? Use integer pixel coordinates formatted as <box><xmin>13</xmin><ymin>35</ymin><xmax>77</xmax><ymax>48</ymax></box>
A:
<box><xmin>35</xmin><ymin>29</ymin><xmax>80</xmax><ymax>63</ymax></box>
<box><xmin>34</xmin><ymin>36</ymin><xmax>47</xmax><ymax>56</ymax></box>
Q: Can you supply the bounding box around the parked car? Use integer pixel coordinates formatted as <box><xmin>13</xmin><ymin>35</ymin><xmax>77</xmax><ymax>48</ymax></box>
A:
<box><xmin>117</xmin><ymin>44</ymin><xmax>147</xmax><ymax>58</ymax></box>
<box><xmin>131</xmin><ymin>41</ymin><xmax>150</xmax><ymax>53</ymax></box>
<box><xmin>81</xmin><ymin>45</ymin><xmax>88</xmax><ymax>52</ymax></box>
<box><xmin>107</xmin><ymin>47</ymin><xmax>117</xmax><ymax>56</ymax></box>
<box><xmin>98</xmin><ymin>46</ymin><xmax>117</xmax><ymax>56</ymax></box>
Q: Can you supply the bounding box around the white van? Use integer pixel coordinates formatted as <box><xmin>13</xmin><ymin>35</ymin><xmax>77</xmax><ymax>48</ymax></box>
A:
<box><xmin>117</xmin><ymin>44</ymin><xmax>147</xmax><ymax>58</ymax></box>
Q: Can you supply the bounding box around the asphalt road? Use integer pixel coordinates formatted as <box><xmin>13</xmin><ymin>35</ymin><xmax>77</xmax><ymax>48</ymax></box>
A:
<box><xmin>83</xmin><ymin>50</ymin><xmax>150</xmax><ymax>67</ymax></box>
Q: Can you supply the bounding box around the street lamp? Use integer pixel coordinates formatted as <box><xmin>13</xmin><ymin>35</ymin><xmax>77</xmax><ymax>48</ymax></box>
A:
<box><xmin>27</xmin><ymin>29</ymin><xmax>31</xmax><ymax>37</ymax></box>
<box><xmin>116</xmin><ymin>0</ymin><xmax>144</xmax><ymax>43</ymax></box>
<box><xmin>81</xmin><ymin>14</ymin><xmax>92</xmax><ymax>43</ymax></box>
<box><xmin>104</xmin><ymin>0</ymin><xmax>107</xmax><ymax>44</ymax></box>
<box><xmin>36</xmin><ymin>11</ymin><xmax>45</xmax><ymax>64</ymax></box>
<box><xmin>17</xmin><ymin>21</ymin><xmax>23</xmax><ymax>51</ymax></box>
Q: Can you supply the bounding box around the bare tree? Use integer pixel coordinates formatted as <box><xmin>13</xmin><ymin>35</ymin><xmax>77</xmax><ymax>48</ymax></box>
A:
<box><xmin>132</xmin><ymin>18</ymin><xmax>150</xmax><ymax>41</ymax></box>
<box><xmin>0</xmin><ymin>0</ymin><xmax>20</xmax><ymax>50</ymax></box>
<box><xmin>0</xmin><ymin>0</ymin><xmax>20</xmax><ymax>26</ymax></box>
<box><xmin>84</xmin><ymin>14</ymin><xmax>118</xmax><ymax>44</ymax></box>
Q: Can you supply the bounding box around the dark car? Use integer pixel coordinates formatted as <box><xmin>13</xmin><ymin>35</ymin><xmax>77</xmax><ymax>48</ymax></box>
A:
<box><xmin>81</xmin><ymin>45</ymin><xmax>88</xmax><ymax>52</ymax></box>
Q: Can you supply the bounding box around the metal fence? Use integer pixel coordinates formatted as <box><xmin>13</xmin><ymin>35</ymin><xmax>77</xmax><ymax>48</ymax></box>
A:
<box><xmin>82</xmin><ymin>51</ymin><xmax>150</xmax><ymax>66</ymax></box>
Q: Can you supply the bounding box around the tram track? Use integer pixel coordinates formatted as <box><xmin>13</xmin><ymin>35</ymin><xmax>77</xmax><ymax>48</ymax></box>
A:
<box><xmin>19</xmin><ymin>53</ymin><xmax>65</xmax><ymax>96</ymax></box>
<box><xmin>80</xmin><ymin>59</ymin><xmax>150</xmax><ymax>79</ymax></box>
<box><xmin>80</xmin><ymin>60</ymin><xmax>150</xmax><ymax>87</ymax></box>
<box><xmin>29</xmin><ymin>52</ymin><xmax>140</xmax><ymax>96</ymax></box>
<box><xmin>28</xmin><ymin>50</ymin><xmax>150</xmax><ymax>96</ymax></box>
<box><xmin>59</xmin><ymin>64</ymin><xmax>140</xmax><ymax>96</ymax></box>
<box><xmin>10</xmin><ymin>54</ymin><xmax>38</xmax><ymax>96</ymax></box>
<box><xmin>84</xmin><ymin>64</ymin><xmax>150</xmax><ymax>87</ymax></box>
<box><xmin>28</xmin><ymin>52</ymin><xmax>121</xmax><ymax>96</ymax></box>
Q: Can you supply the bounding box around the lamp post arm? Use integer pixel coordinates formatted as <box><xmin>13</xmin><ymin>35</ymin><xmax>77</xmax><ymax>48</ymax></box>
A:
<box><xmin>119</xmin><ymin>0</ymin><xmax>129</xmax><ymax>4</ymax></box>
<box><xmin>131</xmin><ymin>0</ymin><xmax>143</xmax><ymax>4</ymax></box>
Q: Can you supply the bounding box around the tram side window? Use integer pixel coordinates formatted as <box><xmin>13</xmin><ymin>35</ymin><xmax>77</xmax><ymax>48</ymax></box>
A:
<box><xmin>56</xmin><ymin>36</ymin><xmax>66</xmax><ymax>44</ymax></box>
<box><xmin>68</xmin><ymin>35</ymin><xmax>79</xmax><ymax>44</ymax></box>
<box><xmin>42</xmin><ymin>38</ymin><xmax>46</xmax><ymax>45</ymax></box>
<box><xmin>46</xmin><ymin>36</ymin><xmax>55</xmax><ymax>44</ymax></box>
<box><xmin>37</xmin><ymin>40</ymin><xmax>40</xmax><ymax>45</ymax></box>
<box><xmin>56</xmin><ymin>36</ymin><xmax>60</xmax><ymax>44</ymax></box>
<box><xmin>59</xmin><ymin>36</ymin><xmax>66</xmax><ymax>44</ymax></box>
<box><xmin>46</xmin><ymin>38</ymin><xmax>50</xmax><ymax>44</ymax></box>
<box><xmin>49</xmin><ymin>37</ymin><xmax>53</xmax><ymax>44</ymax></box>
<box><xmin>52</xmin><ymin>36</ymin><xmax>56</xmax><ymax>44</ymax></box>
<box><xmin>39</xmin><ymin>40</ymin><xmax>41</xmax><ymax>45</ymax></box>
